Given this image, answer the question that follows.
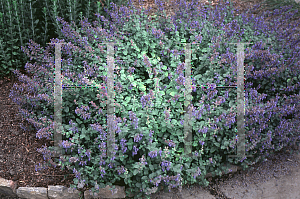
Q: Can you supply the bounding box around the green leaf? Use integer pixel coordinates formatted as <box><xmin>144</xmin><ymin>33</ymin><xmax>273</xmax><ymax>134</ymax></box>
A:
<box><xmin>185</xmin><ymin>95</ymin><xmax>192</xmax><ymax>101</ymax></box>
<box><xmin>124</xmin><ymin>96</ymin><xmax>131</xmax><ymax>104</ymax></box>
<box><xmin>128</xmin><ymin>75</ymin><xmax>134</xmax><ymax>82</ymax></box>
<box><xmin>178</xmin><ymin>96</ymin><xmax>184</xmax><ymax>101</ymax></box>
<box><xmin>149</xmin><ymin>164</ymin><xmax>154</xmax><ymax>171</ymax></box>
<box><xmin>194</xmin><ymin>74</ymin><xmax>202</xmax><ymax>80</ymax></box>
<box><xmin>73</xmin><ymin>178</ymin><xmax>78</xmax><ymax>185</ymax></box>
<box><xmin>138</xmin><ymin>82</ymin><xmax>146</xmax><ymax>92</ymax></box>
<box><xmin>184</xmin><ymin>101</ymin><xmax>190</xmax><ymax>107</ymax></box>
<box><xmin>149</xmin><ymin>172</ymin><xmax>157</xmax><ymax>180</ymax></box>
<box><xmin>131</xmin><ymin>82</ymin><xmax>137</xmax><ymax>87</ymax></box>
<box><xmin>177</xmin><ymin>148</ymin><xmax>184</xmax><ymax>153</ymax></box>
<box><xmin>80</xmin><ymin>132</ymin><xmax>85</xmax><ymax>139</ymax></box>
<box><xmin>202</xmin><ymin>48</ymin><xmax>208</xmax><ymax>52</ymax></box>
<box><xmin>214</xmin><ymin>142</ymin><xmax>220</xmax><ymax>147</ymax></box>
<box><xmin>133</xmin><ymin>169</ymin><xmax>138</xmax><ymax>176</ymax></box>
<box><xmin>158</xmin><ymin>90</ymin><xmax>165</xmax><ymax>96</ymax></box>
<box><xmin>172</xmin><ymin>164</ymin><xmax>183</xmax><ymax>173</ymax></box>
<box><xmin>64</xmin><ymin>106</ymin><xmax>69</xmax><ymax>113</ymax></box>
<box><xmin>170</xmin><ymin>91</ymin><xmax>176</xmax><ymax>97</ymax></box>
<box><xmin>141</xmin><ymin>176</ymin><xmax>148</xmax><ymax>182</ymax></box>
<box><xmin>139</xmin><ymin>51</ymin><xmax>147</xmax><ymax>59</ymax></box>
<box><xmin>161</xmin><ymin>127</ymin><xmax>166</xmax><ymax>133</ymax></box>
<box><xmin>133</xmin><ymin>164</ymin><xmax>139</xmax><ymax>169</ymax></box>
<box><xmin>126</xmin><ymin>105</ymin><xmax>132</xmax><ymax>110</ymax></box>
<box><xmin>75</xmin><ymin>118</ymin><xmax>82</xmax><ymax>124</ymax></box>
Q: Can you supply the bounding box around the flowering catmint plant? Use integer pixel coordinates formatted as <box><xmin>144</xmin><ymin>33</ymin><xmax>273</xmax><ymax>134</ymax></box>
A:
<box><xmin>9</xmin><ymin>0</ymin><xmax>300</xmax><ymax>198</ymax></box>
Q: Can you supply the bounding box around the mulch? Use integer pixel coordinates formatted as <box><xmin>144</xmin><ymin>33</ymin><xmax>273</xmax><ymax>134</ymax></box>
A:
<box><xmin>0</xmin><ymin>75</ymin><xmax>92</xmax><ymax>193</ymax></box>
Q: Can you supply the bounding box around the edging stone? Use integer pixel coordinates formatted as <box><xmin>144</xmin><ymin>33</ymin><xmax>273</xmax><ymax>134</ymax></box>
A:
<box><xmin>83</xmin><ymin>185</ymin><xmax>126</xmax><ymax>199</ymax></box>
<box><xmin>48</xmin><ymin>185</ymin><xmax>82</xmax><ymax>199</ymax></box>
<box><xmin>0</xmin><ymin>177</ymin><xmax>18</xmax><ymax>198</ymax></box>
<box><xmin>17</xmin><ymin>187</ymin><xmax>48</xmax><ymax>199</ymax></box>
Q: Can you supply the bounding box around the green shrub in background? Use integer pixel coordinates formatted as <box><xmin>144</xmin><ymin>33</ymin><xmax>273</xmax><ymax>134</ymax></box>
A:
<box><xmin>0</xmin><ymin>0</ymin><xmax>130</xmax><ymax>80</ymax></box>
<box><xmin>6</xmin><ymin>0</ymin><xmax>300</xmax><ymax>198</ymax></box>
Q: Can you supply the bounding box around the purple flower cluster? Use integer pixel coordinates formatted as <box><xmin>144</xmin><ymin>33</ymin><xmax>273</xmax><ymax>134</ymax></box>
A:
<box><xmin>128</xmin><ymin>111</ymin><xmax>139</xmax><ymax>129</ymax></box>
<box><xmin>75</xmin><ymin>105</ymin><xmax>91</xmax><ymax>120</ymax></box>
<box><xmin>120</xmin><ymin>138</ymin><xmax>128</xmax><ymax>153</ymax></box>
<box><xmin>148</xmin><ymin>173</ymin><xmax>183</xmax><ymax>193</ymax></box>
<box><xmin>140</xmin><ymin>94</ymin><xmax>153</xmax><ymax>108</ymax></box>
<box><xmin>193</xmin><ymin>167</ymin><xmax>202</xmax><ymax>179</ymax></box>
<box><xmin>161</xmin><ymin>160</ymin><xmax>172</xmax><ymax>172</ymax></box>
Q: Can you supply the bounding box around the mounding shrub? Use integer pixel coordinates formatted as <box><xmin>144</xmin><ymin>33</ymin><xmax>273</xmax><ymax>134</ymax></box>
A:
<box><xmin>9</xmin><ymin>0</ymin><xmax>300</xmax><ymax>198</ymax></box>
